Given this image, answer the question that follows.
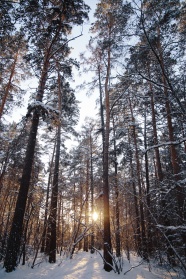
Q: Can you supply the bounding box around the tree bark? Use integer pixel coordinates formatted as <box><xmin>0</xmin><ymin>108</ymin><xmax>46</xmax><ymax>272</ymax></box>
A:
<box><xmin>112</xmin><ymin>116</ymin><xmax>121</xmax><ymax>257</ymax></box>
<box><xmin>157</xmin><ymin>29</ymin><xmax>184</xmax><ymax>221</ymax></box>
<box><xmin>84</xmin><ymin>158</ymin><xmax>89</xmax><ymax>252</ymax></box>
<box><xmin>4</xmin><ymin>53</ymin><xmax>49</xmax><ymax>272</ymax></box>
<box><xmin>103</xmin><ymin>44</ymin><xmax>112</xmax><ymax>272</ymax></box>
<box><xmin>129</xmin><ymin>99</ymin><xmax>147</xmax><ymax>260</ymax></box>
<box><xmin>144</xmin><ymin>105</ymin><xmax>152</xmax><ymax>254</ymax></box>
<box><xmin>128</xmin><ymin>131</ymin><xmax>141</xmax><ymax>254</ymax></box>
<box><xmin>147</xmin><ymin>64</ymin><xmax>164</xmax><ymax>183</ymax></box>
<box><xmin>4</xmin><ymin>111</ymin><xmax>40</xmax><ymax>272</ymax></box>
<box><xmin>89</xmin><ymin>132</ymin><xmax>95</xmax><ymax>254</ymax></box>
<box><xmin>40</xmin><ymin>144</ymin><xmax>55</xmax><ymax>253</ymax></box>
<box><xmin>48</xmin><ymin>67</ymin><xmax>62</xmax><ymax>263</ymax></box>
<box><xmin>0</xmin><ymin>51</ymin><xmax>18</xmax><ymax>119</ymax></box>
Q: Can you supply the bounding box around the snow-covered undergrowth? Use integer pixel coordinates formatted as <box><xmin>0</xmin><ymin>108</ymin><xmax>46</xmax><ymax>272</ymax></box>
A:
<box><xmin>0</xmin><ymin>251</ymin><xmax>183</xmax><ymax>279</ymax></box>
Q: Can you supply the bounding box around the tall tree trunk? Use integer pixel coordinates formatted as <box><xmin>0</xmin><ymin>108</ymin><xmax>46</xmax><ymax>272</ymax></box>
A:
<box><xmin>84</xmin><ymin>159</ymin><xmax>89</xmax><ymax>252</ymax></box>
<box><xmin>128</xmin><ymin>131</ymin><xmax>141</xmax><ymax>254</ymax></box>
<box><xmin>48</xmin><ymin>68</ymin><xmax>62</xmax><ymax>263</ymax></box>
<box><xmin>112</xmin><ymin>116</ymin><xmax>121</xmax><ymax>257</ymax></box>
<box><xmin>147</xmin><ymin>65</ymin><xmax>164</xmax><ymax>183</ymax></box>
<box><xmin>160</xmin><ymin>59</ymin><xmax>184</xmax><ymax>264</ymax></box>
<box><xmin>144</xmin><ymin>105</ymin><xmax>152</xmax><ymax>254</ymax></box>
<box><xmin>157</xmin><ymin>29</ymin><xmax>184</xmax><ymax>221</ymax></box>
<box><xmin>4</xmin><ymin>111</ymin><xmax>39</xmax><ymax>272</ymax></box>
<box><xmin>90</xmin><ymin>132</ymin><xmax>95</xmax><ymax>254</ymax></box>
<box><xmin>40</xmin><ymin>145</ymin><xmax>56</xmax><ymax>253</ymax></box>
<box><xmin>60</xmin><ymin>194</ymin><xmax>64</xmax><ymax>255</ymax></box>
<box><xmin>103</xmin><ymin>44</ymin><xmax>112</xmax><ymax>272</ymax></box>
<box><xmin>98</xmin><ymin>64</ymin><xmax>105</xmax><ymax>163</ymax></box>
<box><xmin>4</xmin><ymin>53</ymin><xmax>49</xmax><ymax>272</ymax></box>
<box><xmin>57</xmin><ymin>193</ymin><xmax>62</xmax><ymax>254</ymax></box>
<box><xmin>48</xmin><ymin>126</ymin><xmax>61</xmax><ymax>263</ymax></box>
<box><xmin>129</xmin><ymin>99</ymin><xmax>147</xmax><ymax>260</ymax></box>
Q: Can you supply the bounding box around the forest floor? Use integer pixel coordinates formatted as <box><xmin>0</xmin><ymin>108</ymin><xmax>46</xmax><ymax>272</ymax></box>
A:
<box><xmin>0</xmin><ymin>251</ymin><xmax>183</xmax><ymax>279</ymax></box>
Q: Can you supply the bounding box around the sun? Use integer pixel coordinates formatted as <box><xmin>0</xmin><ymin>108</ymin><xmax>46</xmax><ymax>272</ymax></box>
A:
<box><xmin>92</xmin><ymin>212</ymin><xmax>98</xmax><ymax>221</ymax></box>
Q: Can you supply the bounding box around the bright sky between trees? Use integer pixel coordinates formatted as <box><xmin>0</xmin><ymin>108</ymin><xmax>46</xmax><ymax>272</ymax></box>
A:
<box><xmin>8</xmin><ymin>0</ymin><xmax>99</xmax><ymax>133</ymax></box>
<box><xmin>68</xmin><ymin>0</ymin><xmax>99</xmax><ymax>131</ymax></box>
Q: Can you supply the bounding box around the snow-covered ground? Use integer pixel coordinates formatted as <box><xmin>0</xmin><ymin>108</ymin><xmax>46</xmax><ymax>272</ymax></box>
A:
<box><xmin>0</xmin><ymin>251</ymin><xmax>181</xmax><ymax>279</ymax></box>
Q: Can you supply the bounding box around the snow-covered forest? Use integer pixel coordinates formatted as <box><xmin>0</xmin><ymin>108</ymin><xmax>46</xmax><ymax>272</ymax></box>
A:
<box><xmin>0</xmin><ymin>0</ymin><xmax>186</xmax><ymax>278</ymax></box>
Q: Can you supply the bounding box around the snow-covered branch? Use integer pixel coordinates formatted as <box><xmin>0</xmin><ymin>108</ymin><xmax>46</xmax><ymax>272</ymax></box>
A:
<box><xmin>144</xmin><ymin>137</ymin><xmax>186</xmax><ymax>153</ymax></box>
<box><xmin>27</xmin><ymin>100</ymin><xmax>59</xmax><ymax>120</ymax></box>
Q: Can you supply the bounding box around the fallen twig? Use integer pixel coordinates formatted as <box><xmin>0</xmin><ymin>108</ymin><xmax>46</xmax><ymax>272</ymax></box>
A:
<box><xmin>124</xmin><ymin>260</ymin><xmax>143</xmax><ymax>275</ymax></box>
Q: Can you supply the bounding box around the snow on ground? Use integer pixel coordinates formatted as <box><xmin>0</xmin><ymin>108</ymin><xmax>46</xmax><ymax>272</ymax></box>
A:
<box><xmin>0</xmin><ymin>251</ymin><xmax>181</xmax><ymax>279</ymax></box>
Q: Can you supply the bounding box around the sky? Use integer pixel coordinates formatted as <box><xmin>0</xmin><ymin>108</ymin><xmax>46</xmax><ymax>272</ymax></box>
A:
<box><xmin>68</xmin><ymin>0</ymin><xmax>99</xmax><ymax>131</ymax></box>
<box><xmin>0</xmin><ymin>250</ymin><xmax>180</xmax><ymax>279</ymax></box>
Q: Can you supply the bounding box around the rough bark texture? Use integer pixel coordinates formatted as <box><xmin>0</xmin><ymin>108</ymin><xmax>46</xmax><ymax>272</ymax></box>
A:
<box><xmin>4</xmin><ymin>54</ymin><xmax>49</xmax><ymax>272</ymax></box>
